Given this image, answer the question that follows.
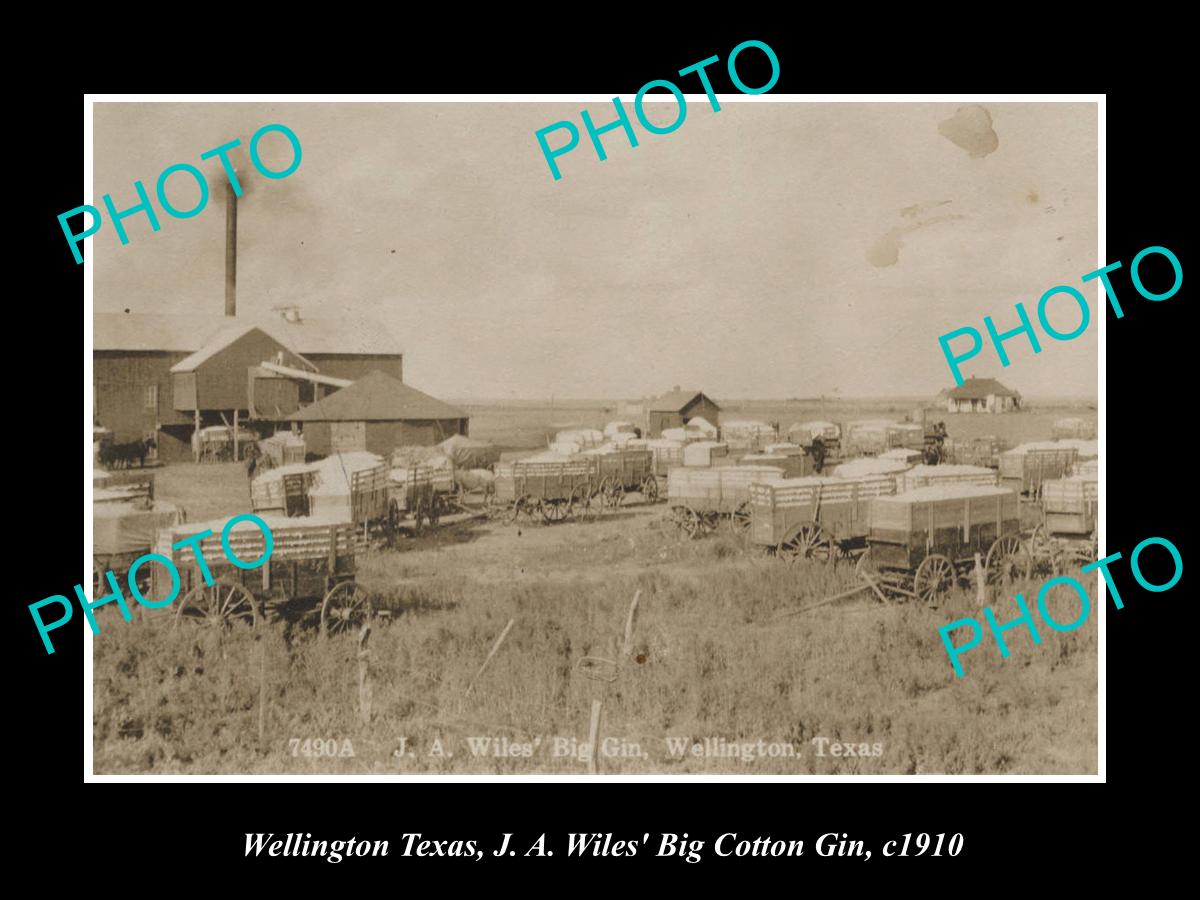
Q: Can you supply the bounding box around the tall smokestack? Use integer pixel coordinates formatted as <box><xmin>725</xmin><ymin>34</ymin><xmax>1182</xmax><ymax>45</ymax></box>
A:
<box><xmin>224</xmin><ymin>181</ymin><xmax>237</xmax><ymax>317</ymax></box>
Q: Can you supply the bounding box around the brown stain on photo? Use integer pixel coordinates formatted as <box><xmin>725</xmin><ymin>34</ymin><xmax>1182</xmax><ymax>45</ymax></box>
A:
<box><xmin>867</xmin><ymin>212</ymin><xmax>965</xmax><ymax>267</ymax></box>
<box><xmin>938</xmin><ymin>105</ymin><xmax>1000</xmax><ymax>158</ymax></box>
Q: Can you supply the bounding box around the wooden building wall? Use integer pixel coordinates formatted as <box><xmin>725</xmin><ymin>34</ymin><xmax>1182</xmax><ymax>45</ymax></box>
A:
<box><xmin>300</xmin><ymin>418</ymin><xmax>468</xmax><ymax>458</ymax></box>
<box><xmin>175</xmin><ymin>330</ymin><xmax>310</xmax><ymax>412</ymax></box>
<box><xmin>94</xmin><ymin>351</ymin><xmax>191</xmax><ymax>444</ymax></box>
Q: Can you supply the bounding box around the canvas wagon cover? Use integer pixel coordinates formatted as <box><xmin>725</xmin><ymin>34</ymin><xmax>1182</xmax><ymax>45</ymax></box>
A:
<box><xmin>438</xmin><ymin>434</ymin><xmax>500</xmax><ymax>469</ymax></box>
<box><xmin>94</xmin><ymin>501</ymin><xmax>184</xmax><ymax>556</ymax></box>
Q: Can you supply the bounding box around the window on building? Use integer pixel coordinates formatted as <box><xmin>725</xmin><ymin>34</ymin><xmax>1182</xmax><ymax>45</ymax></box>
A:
<box><xmin>145</xmin><ymin>384</ymin><xmax>158</xmax><ymax>410</ymax></box>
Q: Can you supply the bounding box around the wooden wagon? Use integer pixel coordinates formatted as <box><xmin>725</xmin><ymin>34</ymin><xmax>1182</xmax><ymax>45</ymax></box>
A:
<box><xmin>843</xmin><ymin>421</ymin><xmax>893</xmax><ymax>457</ymax></box>
<box><xmin>387</xmin><ymin>465</ymin><xmax>442</xmax><ymax>534</ymax></box>
<box><xmin>492</xmin><ymin>458</ymin><xmax>600</xmax><ymax>524</ymax></box>
<box><xmin>1026</xmin><ymin>475</ymin><xmax>1098</xmax><ymax>574</ymax></box>
<box><xmin>589</xmin><ymin>448</ymin><xmax>658</xmax><ymax>506</ymax></box>
<box><xmin>999</xmin><ymin>447</ymin><xmax>1078</xmax><ymax>498</ymax></box>
<box><xmin>740</xmin><ymin>450</ymin><xmax>813</xmax><ymax>479</ymax></box>
<box><xmin>942</xmin><ymin>436</ymin><xmax>1004</xmax><ymax>469</ymax></box>
<box><xmin>856</xmin><ymin>485</ymin><xmax>1028</xmax><ymax>604</ymax></box>
<box><xmin>93</xmin><ymin>499</ymin><xmax>185</xmax><ymax>604</ymax></box>
<box><xmin>257</xmin><ymin>432</ymin><xmax>306</xmax><ymax>468</ymax></box>
<box><xmin>667</xmin><ymin>465</ymin><xmax>785</xmax><ymax>537</ymax></box>
<box><xmin>640</xmin><ymin>440</ymin><xmax>685</xmax><ymax>478</ymax></box>
<box><xmin>196</xmin><ymin>425</ymin><xmax>235</xmax><ymax>463</ymax></box>
<box><xmin>157</xmin><ymin>515</ymin><xmax>368</xmax><ymax>638</ymax></box>
<box><xmin>748</xmin><ymin>474</ymin><xmax>896</xmax><ymax>559</ymax></box>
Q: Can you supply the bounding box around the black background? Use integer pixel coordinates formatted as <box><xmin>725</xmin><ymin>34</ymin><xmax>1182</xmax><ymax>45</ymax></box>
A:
<box><xmin>19</xmin><ymin>21</ymin><xmax>1187</xmax><ymax>884</ymax></box>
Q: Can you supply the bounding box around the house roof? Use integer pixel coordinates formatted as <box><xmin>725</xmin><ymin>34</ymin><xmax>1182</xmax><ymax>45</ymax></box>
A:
<box><xmin>947</xmin><ymin>377</ymin><xmax>1020</xmax><ymax>400</ymax></box>
<box><xmin>169</xmin><ymin>323</ymin><xmax>315</xmax><ymax>374</ymax></box>
<box><xmin>94</xmin><ymin>311</ymin><xmax>402</xmax><ymax>356</ymax></box>
<box><xmin>289</xmin><ymin>371</ymin><xmax>468</xmax><ymax>422</ymax></box>
<box><xmin>648</xmin><ymin>390</ymin><xmax>718</xmax><ymax>413</ymax></box>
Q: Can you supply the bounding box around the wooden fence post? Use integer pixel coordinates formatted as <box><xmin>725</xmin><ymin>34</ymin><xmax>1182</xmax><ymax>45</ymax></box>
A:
<box><xmin>974</xmin><ymin>552</ymin><xmax>986</xmax><ymax>606</ymax></box>
<box><xmin>622</xmin><ymin>590</ymin><xmax>641</xmax><ymax>657</ymax></box>
<box><xmin>586</xmin><ymin>698</ymin><xmax>603</xmax><ymax>775</ymax></box>
<box><xmin>357</xmin><ymin>624</ymin><xmax>373</xmax><ymax>725</ymax></box>
<box><xmin>466</xmin><ymin>618</ymin><xmax>514</xmax><ymax>697</ymax></box>
<box><xmin>257</xmin><ymin>634</ymin><xmax>267</xmax><ymax>748</ymax></box>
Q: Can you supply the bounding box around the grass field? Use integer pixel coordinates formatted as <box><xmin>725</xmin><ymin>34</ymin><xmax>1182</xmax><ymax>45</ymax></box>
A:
<box><xmin>92</xmin><ymin>400</ymin><xmax>1098</xmax><ymax>776</ymax></box>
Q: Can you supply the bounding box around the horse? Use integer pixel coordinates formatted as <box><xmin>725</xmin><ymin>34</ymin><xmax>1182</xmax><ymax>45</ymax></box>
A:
<box><xmin>105</xmin><ymin>438</ymin><xmax>156</xmax><ymax>469</ymax></box>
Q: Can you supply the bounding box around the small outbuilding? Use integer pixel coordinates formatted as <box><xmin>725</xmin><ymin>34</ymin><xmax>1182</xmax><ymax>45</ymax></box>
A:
<box><xmin>646</xmin><ymin>390</ymin><xmax>720</xmax><ymax>438</ymax></box>
<box><xmin>289</xmin><ymin>370</ymin><xmax>468</xmax><ymax>457</ymax></box>
<box><xmin>944</xmin><ymin>377</ymin><xmax>1022</xmax><ymax>414</ymax></box>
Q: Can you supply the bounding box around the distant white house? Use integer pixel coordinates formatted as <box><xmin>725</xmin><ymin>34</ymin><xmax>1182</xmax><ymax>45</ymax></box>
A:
<box><xmin>941</xmin><ymin>377</ymin><xmax>1021</xmax><ymax>413</ymax></box>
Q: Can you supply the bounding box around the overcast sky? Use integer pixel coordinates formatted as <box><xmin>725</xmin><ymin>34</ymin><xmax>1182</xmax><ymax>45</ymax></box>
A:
<box><xmin>92</xmin><ymin>100</ymin><xmax>1098</xmax><ymax>400</ymax></box>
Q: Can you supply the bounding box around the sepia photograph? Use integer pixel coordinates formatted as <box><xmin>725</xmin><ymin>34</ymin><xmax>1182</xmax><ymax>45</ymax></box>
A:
<box><xmin>87</xmin><ymin>98</ymin><xmax>1099</xmax><ymax>776</ymax></box>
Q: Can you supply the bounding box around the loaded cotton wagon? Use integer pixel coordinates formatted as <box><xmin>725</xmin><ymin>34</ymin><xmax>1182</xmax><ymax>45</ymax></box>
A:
<box><xmin>857</xmin><ymin>484</ymin><xmax>1028</xmax><ymax>605</ymax></box>
<box><xmin>666</xmin><ymin>464</ymin><xmax>785</xmax><ymax>538</ymax></box>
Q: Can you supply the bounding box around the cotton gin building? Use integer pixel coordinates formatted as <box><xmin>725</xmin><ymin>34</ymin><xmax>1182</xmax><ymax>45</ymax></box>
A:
<box><xmin>288</xmin><ymin>370</ymin><xmax>469</xmax><ymax>456</ymax></box>
<box><xmin>93</xmin><ymin>310</ymin><xmax>404</xmax><ymax>460</ymax></box>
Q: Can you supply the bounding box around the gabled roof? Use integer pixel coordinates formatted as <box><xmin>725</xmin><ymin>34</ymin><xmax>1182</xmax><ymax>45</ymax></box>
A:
<box><xmin>947</xmin><ymin>377</ymin><xmax>1020</xmax><ymax>400</ymax></box>
<box><xmin>94</xmin><ymin>311</ymin><xmax>402</xmax><ymax>356</ymax></box>
<box><xmin>169</xmin><ymin>323</ymin><xmax>315</xmax><ymax>373</ymax></box>
<box><xmin>289</xmin><ymin>371</ymin><xmax>468</xmax><ymax>422</ymax></box>
<box><xmin>648</xmin><ymin>390</ymin><xmax>719</xmax><ymax>413</ymax></box>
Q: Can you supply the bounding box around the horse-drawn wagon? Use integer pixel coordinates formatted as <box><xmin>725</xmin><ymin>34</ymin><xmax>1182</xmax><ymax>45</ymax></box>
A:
<box><xmin>587</xmin><ymin>447</ymin><xmax>658</xmax><ymax>507</ymax></box>
<box><xmin>492</xmin><ymin>457</ymin><xmax>600</xmax><ymax>524</ymax></box>
<box><xmin>748</xmin><ymin>474</ymin><xmax>896</xmax><ymax>559</ymax></box>
<box><xmin>157</xmin><ymin>514</ymin><xmax>369</xmax><ymax>638</ymax></box>
<box><xmin>667</xmin><ymin>465</ymin><xmax>785</xmax><ymax>537</ymax></box>
<box><xmin>855</xmin><ymin>484</ymin><xmax>1029</xmax><ymax>604</ymax></box>
<box><xmin>386</xmin><ymin>464</ymin><xmax>444</xmax><ymax>534</ymax></box>
<box><xmin>1026</xmin><ymin>474</ymin><xmax>1098</xmax><ymax>574</ymax></box>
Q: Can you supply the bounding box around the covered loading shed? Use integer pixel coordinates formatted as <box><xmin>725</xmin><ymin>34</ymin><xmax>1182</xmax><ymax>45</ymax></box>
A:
<box><xmin>169</xmin><ymin>323</ymin><xmax>315</xmax><ymax>461</ymax></box>
<box><xmin>646</xmin><ymin>390</ymin><xmax>720</xmax><ymax>438</ymax></box>
<box><xmin>288</xmin><ymin>370</ymin><xmax>469</xmax><ymax>457</ymax></box>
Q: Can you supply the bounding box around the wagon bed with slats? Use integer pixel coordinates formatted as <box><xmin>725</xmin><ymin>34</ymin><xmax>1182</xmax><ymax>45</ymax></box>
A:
<box><xmin>748</xmin><ymin>474</ymin><xmax>897</xmax><ymax>559</ymax></box>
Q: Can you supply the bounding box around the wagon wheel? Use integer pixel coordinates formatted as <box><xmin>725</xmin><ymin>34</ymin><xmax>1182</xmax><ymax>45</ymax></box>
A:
<box><xmin>541</xmin><ymin>496</ymin><xmax>571</xmax><ymax>524</ymax></box>
<box><xmin>778</xmin><ymin>523</ymin><xmax>833</xmax><ymax>562</ymax></box>
<box><xmin>1026</xmin><ymin>524</ymin><xmax>1057</xmax><ymax>575</ymax></box>
<box><xmin>986</xmin><ymin>534</ymin><xmax>1030</xmax><ymax>587</ymax></box>
<box><xmin>700</xmin><ymin>511</ymin><xmax>721</xmax><ymax>536</ymax></box>
<box><xmin>320</xmin><ymin>581</ymin><xmax>373</xmax><ymax>639</ymax></box>
<box><xmin>640</xmin><ymin>474</ymin><xmax>660</xmax><ymax>504</ymax></box>
<box><xmin>913</xmin><ymin>554</ymin><xmax>955</xmax><ymax>606</ymax></box>
<box><xmin>175</xmin><ymin>578</ymin><xmax>259</xmax><ymax>629</ymax></box>
<box><xmin>728</xmin><ymin>500</ymin><xmax>753</xmax><ymax>535</ymax></box>
<box><xmin>1065</xmin><ymin>531</ymin><xmax>1099</xmax><ymax>574</ymax></box>
<box><xmin>571</xmin><ymin>485</ymin><xmax>597</xmax><ymax>522</ymax></box>
<box><xmin>502</xmin><ymin>496</ymin><xmax>525</xmax><ymax>525</ymax></box>
<box><xmin>670</xmin><ymin>505</ymin><xmax>701</xmax><ymax>539</ymax></box>
<box><xmin>483</xmin><ymin>485</ymin><xmax>502</xmax><ymax>517</ymax></box>
<box><xmin>410</xmin><ymin>496</ymin><xmax>426</xmax><ymax>535</ymax></box>
<box><xmin>601</xmin><ymin>476</ymin><xmax>624</xmax><ymax>510</ymax></box>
